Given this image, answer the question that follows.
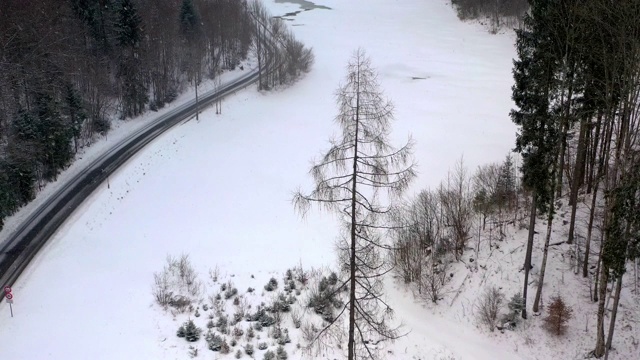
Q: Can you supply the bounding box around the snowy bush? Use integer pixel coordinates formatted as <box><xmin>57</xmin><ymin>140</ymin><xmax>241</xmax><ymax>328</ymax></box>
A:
<box><xmin>244</xmin><ymin>343</ymin><xmax>254</xmax><ymax>356</ymax></box>
<box><xmin>477</xmin><ymin>286</ymin><xmax>504</xmax><ymax>332</ymax></box>
<box><xmin>276</xmin><ymin>345</ymin><xmax>288</xmax><ymax>360</ymax></box>
<box><xmin>225</xmin><ymin>285</ymin><xmax>238</xmax><ymax>300</ymax></box>
<box><xmin>501</xmin><ymin>292</ymin><xmax>525</xmax><ymax>326</ymax></box>
<box><xmin>307</xmin><ymin>276</ymin><xmax>342</xmax><ymax>321</ymax></box>
<box><xmin>263</xmin><ymin>350</ymin><xmax>275</xmax><ymax>360</ymax></box>
<box><xmin>265</xmin><ymin>277</ymin><xmax>278</xmax><ymax>292</ymax></box>
<box><xmin>232</xmin><ymin>326</ymin><xmax>244</xmax><ymax>338</ymax></box>
<box><xmin>177</xmin><ymin>324</ymin><xmax>186</xmax><ymax>338</ymax></box>
<box><xmin>257</xmin><ymin>342</ymin><xmax>268</xmax><ymax>350</ymax></box>
<box><xmin>220</xmin><ymin>339</ymin><xmax>231</xmax><ymax>354</ymax></box>
<box><xmin>169</xmin><ymin>295</ymin><xmax>192</xmax><ymax>312</ymax></box>
<box><xmin>180</xmin><ymin>320</ymin><xmax>201</xmax><ymax>342</ymax></box>
<box><xmin>152</xmin><ymin>270</ymin><xmax>171</xmax><ymax>306</ymax></box>
<box><xmin>235</xmin><ymin>349</ymin><xmax>243</xmax><ymax>358</ymax></box>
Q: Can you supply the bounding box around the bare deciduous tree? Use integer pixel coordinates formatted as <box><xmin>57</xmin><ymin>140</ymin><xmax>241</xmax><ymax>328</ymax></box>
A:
<box><xmin>293</xmin><ymin>49</ymin><xmax>416</xmax><ymax>360</ymax></box>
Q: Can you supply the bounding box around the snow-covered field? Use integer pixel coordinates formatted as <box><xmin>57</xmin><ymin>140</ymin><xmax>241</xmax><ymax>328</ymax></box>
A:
<box><xmin>3</xmin><ymin>0</ymin><xmax>636</xmax><ymax>359</ymax></box>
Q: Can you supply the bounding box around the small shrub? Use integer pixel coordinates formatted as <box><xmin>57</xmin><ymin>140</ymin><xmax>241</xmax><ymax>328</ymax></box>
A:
<box><xmin>543</xmin><ymin>295</ymin><xmax>573</xmax><ymax>336</ymax></box>
<box><xmin>231</xmin><ymin>338</ymin><xmax>237</xmax><ymax>347</ymax></box>
<box><xmin>234</xmin><ymin>311</ymin><xmax>244</xmax><ymax>323</ymax></box>
<box><xmin>221</xmin><ymin>339</ymin><xmax>231</xmax><ymax>354</ymax></box>
<box><xmin>477</xmin><ymin>286</ymin><xmax>504</xmax><ymax>332</ymax></box>
<box><xmin>188</xmin><ymin>345</ymin><xmax>198</xmax><ymax>358</ymax></box>
<box><xmin>184</xmin><ymin>320</ymin><xmax>202</xmax><ymax>342</ymax></box>
<box><xmin>291</xmin><ymin>309</ymin><xmax>302</xmax><ymax>329</ymax></box>
<box><xmin>277</xmin><ymin>330</ymin><xmax>291</xmax><ymax>345</ymax></box>
<box><xmin>235</xmin><ymin>349</ymin><xmax>243</xmax><ymax>359</ymax></box>
<box><xmin>508</xmin><ymin>292</ymin><xmax>525</xmax><ymax>316</ymax></box>
<box><xmin>221</xmin><ymin>283</ymin><xmax>228</xmax><ymax>292</ymax></box>
<box><xmin>276</xmin><ymin>345</ymin><xmax>288</xmax><ymax>360</ymax></box>
<box><xmin>257</xmin><ymin>342</ymin><xmax>268</xmax><ymax>350</ymax></box>
<box><xmin>233</xmin><ymin>326</ymin><xmax>245</xmax><ymax>338</ymax></box>
<box><xmin>245</xmin><ymin>343</ymin><xmax>254</xmax><ymax>356</ymax></box>
<box><xmin>246</xmin><ymin>327</ymin><xmax>255</xmax><ymax>339</ymax></box>
<box><xmin>169</xmin><ymin>295</ymin><xmax>192</xmax><ymax>312</ymax></box>
<box><xmin>194</xmin><ymin>309</ymin><xmax>200</xmax><ymax>317</ymax></box>
<box><xmin>226</xmin><ymin>287</ymin><xmax>239</xmax><ymax>300</ymax></box>
<box><xmin>263</xmin><ymin>350</ymin><xmax>275</xmax><ymax>360</ymax></box>
<box><xmin>203</xmin><ymin>303</ymin><xmax>209</xmax><ymax>311</ymax></box>
<box><xmin>233</xmin><ymin>296</ymin><xmax>241</xmax><ymax>305</ymax></box>
<box><xmin>247</xmin><ymin>287</ymin><xmax>255</xmax><ymax>293</ymax></box>
<box><xmin>207</xmin><ymin>319</ymin><xmax>215</xmax><ymax>329</ymax></box>
<box><xmin>254</xmin><ymin>322</ymin><xmax>263</xmax><ymax>332</ymax></box>
<box><xmin>265</xmin><ymin>277</ymin><xmax>278</xmax><ymax>292</ymax></box>
<box><xmin>177</xmin><ymin>324</ymin><xmax>186</xmax><ymax>338</ymax></box>
<box><xmin>208</xmin><ymin>334</ymin><xmax>224</xmax><ymax>351</ymax></box>
<box><xmin>501</xmin><ymin>292</ymin><xmax>525</xmax><ymax>327</ymax></box>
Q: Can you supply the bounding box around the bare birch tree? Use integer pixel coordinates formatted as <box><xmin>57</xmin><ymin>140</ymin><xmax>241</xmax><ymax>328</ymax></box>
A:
<box><xmin>293</xmin><ymin>49</ymin><xmax>416</xmax><ymax>360</ymax></box>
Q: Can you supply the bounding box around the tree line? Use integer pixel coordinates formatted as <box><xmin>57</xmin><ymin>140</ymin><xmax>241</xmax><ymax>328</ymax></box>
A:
<box><xmin>451</xmin><ymin>0</ymin><xmax>529</xmax><ymax>32</ymax></box>
<box><xmin>403</xmin><ymin>0</ymin><xmax>639</xmax><ymax>356</ymax></box>
<box><xmin>376</xmin><ymin>0</ymin><xmax>640</xmax><ymax>357</ymax></box>
<box><xmin>511</xmin><ymin>0</ymin><xmax>639</xmax><ymax>357</ymax></box>
<box><xmin>0</xmin><ymin>0</ymin><xmax>312</xmax><ymax>231</ymax></box>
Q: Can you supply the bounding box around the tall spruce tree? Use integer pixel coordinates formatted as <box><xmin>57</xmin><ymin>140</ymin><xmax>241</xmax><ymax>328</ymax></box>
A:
<box><xmin>510</xmin><ymin>0</ymin><xmax>561</xmax><ymax>319</ymax></box>
<box><xmin>116</xmin><ymin>0</ymin><xmax>147</xmax><ymax>118</ymax></box>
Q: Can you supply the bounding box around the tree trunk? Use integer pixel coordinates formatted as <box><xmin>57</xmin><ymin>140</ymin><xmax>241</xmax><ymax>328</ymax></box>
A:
<box><xmin>604</xmin><ymin>275</ymin><xmax>623</xmax><ymax>359</ymax></box>
<box><xmin>522</xmin><ymin>196</ymin><xmax>537</xmax><ymax>319</ymax></box>
<box><xmin>556</xmin><ymin>120</ymin><xmax>568</xmax><ymax>198</ymax></box>
<box><xmin>568</xmin><ymin>118</ymin><xmax>589</xmax><ymax>244</ymax></box>
<box><xmin>587</xmin><ymin>114</ymin><xmax>603</xmax><ymax>194</ymax></box>
<box><xmin>594</xmin><ymin>262</ymin><xmax>608</xmax><ymax>357</ymax></box>
<box><xmin>583</xmin><ymin>184</ymin><xmax>599</xmax><ymax>278</ymax></box>
<box><xmin>533</xmin><ymin>202</ymin><xmax>554</xmax><ymax>313</ymax></box>
<box><xmin>347</xmin><ymin>64</ymin><xmax>361</xmax><ymax>360</ymax></box>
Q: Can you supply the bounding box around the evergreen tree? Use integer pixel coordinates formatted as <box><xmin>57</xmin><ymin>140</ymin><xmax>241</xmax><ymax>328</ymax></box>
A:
<box><xmin>510</xmin><ymin>0</ymin><xmax>561</xmax><ymax>319</ymax></box>
<box><xmin>180</xmin><ymin>0</ymin><xmax>199</xmax><ymax>35</ymax></box>
<box><xmin>116</xmin><ymin>0</ymin><xmax>142</xmax><ymax>48</ymax></box>
<box><xmin>64</xmin><ymin>83</ymin><xmax>87</xmax><ymax>153</ymax></box>
<box><xmin>496</xmin><ymin>154</ymin><xmax>515</xmax><ymax>208</ymax></box>
<box><xmin>115</xmin><ymin>0</ymin><xmax>147</xmax><ymax>118</ymax></box>
<box><xmin>35</xmin><ymin>93</ymin><xmax>74</xmax><ymax>181</ymax></box>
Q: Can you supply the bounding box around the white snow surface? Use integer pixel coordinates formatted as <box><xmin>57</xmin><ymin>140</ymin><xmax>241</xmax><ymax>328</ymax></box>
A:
<box><xmin>3</xmin><ymin>1</ymin><xmax>636</xmax><ymax>359</ymax></box>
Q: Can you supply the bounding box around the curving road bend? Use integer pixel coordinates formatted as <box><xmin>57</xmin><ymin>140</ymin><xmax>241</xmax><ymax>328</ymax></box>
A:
<box><xmin>0</xmin><ymin>67</ymin><xmax>260</xmax><ymax>294</ymax></box>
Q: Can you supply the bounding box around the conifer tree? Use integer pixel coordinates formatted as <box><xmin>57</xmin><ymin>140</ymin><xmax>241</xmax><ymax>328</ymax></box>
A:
<box><xmin>116</xmin><ymin>0</ymin><xmax>147</xmax><ymax>118</ymax></box>
<box><xmin>510</xmin><ymin>0</ymin><xmax>561</xmax><ymax>319</ymax></box>
<box><xmin>294</xmin><ymin>49</ymin><xmax>415</xmax><ymax>360</ymax></box>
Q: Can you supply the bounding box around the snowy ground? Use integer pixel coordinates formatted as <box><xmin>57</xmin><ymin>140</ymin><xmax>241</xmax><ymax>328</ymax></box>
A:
<box><xmin>3</xmin><ymin>0</ymin><xmax>635</xmax><ymax>359</ymax></box>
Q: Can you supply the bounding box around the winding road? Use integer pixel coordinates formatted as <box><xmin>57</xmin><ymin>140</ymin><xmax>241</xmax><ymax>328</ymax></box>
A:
<box><xmin>0</xmin><ymin>67</ymin><xmax>261</xmax><ymax>293</ymax></box>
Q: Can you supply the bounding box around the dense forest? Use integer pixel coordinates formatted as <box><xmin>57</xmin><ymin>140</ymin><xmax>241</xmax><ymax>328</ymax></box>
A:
<box><xmin>394</xmin><ymin>0</ymin><xmax>639</xmax><ymax>357</ymax></box>
<box><xmin>451</xmin><ymin>0</ymin><xmax>530</xmax><ymax>32</ymax></box>
<box><xmin>0</xmin><ymin>0</ymin><xmax>312</xmax><ymax>230</ymax></box>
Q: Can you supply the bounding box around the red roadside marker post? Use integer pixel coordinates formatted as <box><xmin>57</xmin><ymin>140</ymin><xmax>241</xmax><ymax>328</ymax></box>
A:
<box><xmin>4</xmin><ymin>286</ymin><xmax>13</xmax><ymax>317</ymax></box>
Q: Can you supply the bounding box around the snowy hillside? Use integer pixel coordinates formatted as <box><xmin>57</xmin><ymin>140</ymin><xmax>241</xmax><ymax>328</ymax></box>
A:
<box><xmin>2</xmin><ymin>0</ymin><xmax>636</xmax><ymax>359</ymax></box>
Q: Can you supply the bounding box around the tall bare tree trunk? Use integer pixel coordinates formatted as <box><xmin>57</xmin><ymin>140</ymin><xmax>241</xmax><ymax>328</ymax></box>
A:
<box><xmin>533</xmin><ymin>199</ymin><xmax>554</xmax><ymax>313</ymax></box>
<box><xmin>568</xmin><ymin>119</ymin><xmax>588</xmax><ymax>244</ymax></box>
<box><xmin>604</xmin><ymin>275</ymin><xmax>623</xmax><ymax>360</ymax></box>
<box><xmin>594</xmin><ymin>262</ymin><xmax>608</xmax><ymax>357</ymax></box>
<box><xmin>347</xmin><ymin>65</ymin><xmax>360</xmax><ymax>360</ymax></box>
<box><xmin>522</xmin><ymin>196</ymin><xmax>537</xmax><ymax>319</ymax></box>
